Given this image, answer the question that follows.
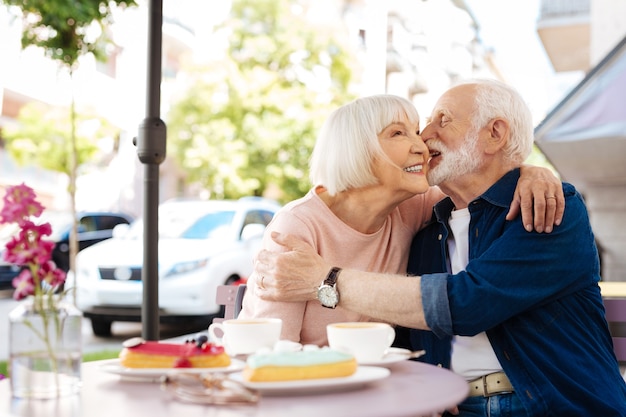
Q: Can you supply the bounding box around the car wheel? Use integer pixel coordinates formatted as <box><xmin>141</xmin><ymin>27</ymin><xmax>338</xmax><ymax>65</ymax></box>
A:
<box><xmin>91</xmin><ymin>319</ymin><xmax>113</xmax><ymax>337</ymax></box>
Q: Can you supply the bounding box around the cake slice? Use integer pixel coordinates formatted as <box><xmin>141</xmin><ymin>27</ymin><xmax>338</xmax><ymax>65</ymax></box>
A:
<box><xmin>243</xmin><ymin>348</ymin><xmax>357</xmax><ymax>382</ymax></box>
<box><xmin>119</xmin><ymin>337</ymin><xmax>231</xmax><ymax>369</ymax></box>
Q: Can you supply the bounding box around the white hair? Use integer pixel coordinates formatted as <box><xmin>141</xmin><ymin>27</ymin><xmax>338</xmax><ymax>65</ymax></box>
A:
<box><xmin>456</xmin><ymin>78</ymin><xmax>534</xmax><ymax>165</ymax></box>
<box><xmin>309</xmin><ymin>95</ymin><xmax>420</xmax><ymax>195</ymax></box>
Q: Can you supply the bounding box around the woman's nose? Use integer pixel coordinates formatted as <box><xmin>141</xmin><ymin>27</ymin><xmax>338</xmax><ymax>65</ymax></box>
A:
<box><xmin>410</xmin><ymin>137</ymin><xmax>429</xmax><ymax>155</ymax></box>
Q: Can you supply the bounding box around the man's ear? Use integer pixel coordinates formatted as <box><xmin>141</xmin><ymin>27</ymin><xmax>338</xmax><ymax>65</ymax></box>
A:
<box><xmin>485</xmin><ymin>118</ymin><xmax>508</xmax><ymax>154</ymax></box>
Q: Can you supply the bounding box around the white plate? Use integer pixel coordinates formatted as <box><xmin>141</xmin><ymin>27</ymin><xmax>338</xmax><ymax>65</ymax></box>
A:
<box><xmin>230</xmin><ymin>366</ymin><xmax>390</xmax><ymax>395</ymax></box>
<box><xmin>99</xmin><ymin>358</ymin><xmax>246</xmax><ymax>380</ymax></box>
<box><xmin>358</xmin><ymin>347</ymin><xmax>416</xmax><ymax>366</ymax></box>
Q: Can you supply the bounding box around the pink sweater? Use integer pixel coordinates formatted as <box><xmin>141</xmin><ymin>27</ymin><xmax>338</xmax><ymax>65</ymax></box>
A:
<box><xmin>239</xmin><ymin>186</ymin><xmax>445</xmax><ymax>346</ymax></box>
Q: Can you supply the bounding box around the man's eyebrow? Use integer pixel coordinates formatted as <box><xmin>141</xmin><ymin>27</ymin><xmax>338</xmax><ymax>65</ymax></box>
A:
<box><xmin>427</xmin><ymin>109</ymin><xmax>452</xmax><ymax>123</ymax></box>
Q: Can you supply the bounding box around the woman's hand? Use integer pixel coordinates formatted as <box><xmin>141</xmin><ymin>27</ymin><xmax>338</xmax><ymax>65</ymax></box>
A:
<box><xmin>507</xmin><ymin>166</ymin><xmax>565</xmax><ymax>233</ymax></box>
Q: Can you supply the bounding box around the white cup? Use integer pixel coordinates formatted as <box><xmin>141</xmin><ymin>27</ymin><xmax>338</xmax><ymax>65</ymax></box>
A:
<box><xmin>327</xmin><ymin>322</ymin><xmax>395</xmax><ymax>363</ymax></box>
<box><xmin>208</xmin><ymin>318</ymin><xmax>282</xmax><ymax>355</ymax></box>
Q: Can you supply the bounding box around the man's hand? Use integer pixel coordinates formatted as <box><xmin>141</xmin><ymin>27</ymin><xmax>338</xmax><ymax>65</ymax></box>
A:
<box><xmin>507</xmin><ymin>166</ymin><xmax>565</xmax><ymax>233</ymax></box>
<box><xmin>254</xmin><ymin>232</ymin><xmax>331</xmax><ymax>302</ymax></box>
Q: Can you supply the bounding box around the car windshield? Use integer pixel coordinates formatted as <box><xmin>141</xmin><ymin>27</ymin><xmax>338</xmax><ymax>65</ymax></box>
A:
<box><xmin>126</xmin><ymin>209</ymin><xmax>236</xmax><ymax>240</ymax></box>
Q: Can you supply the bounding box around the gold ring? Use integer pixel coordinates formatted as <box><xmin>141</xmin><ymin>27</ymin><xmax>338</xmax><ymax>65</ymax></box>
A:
<box><xmin>546</xmin><ymin>196</ymin><xmax>556</xmax><ymax>199</ymax></box>
<box><xmin>258</xmin><ymin>276</ymin><xmax>265</xmax><ymax>290</ymax></box>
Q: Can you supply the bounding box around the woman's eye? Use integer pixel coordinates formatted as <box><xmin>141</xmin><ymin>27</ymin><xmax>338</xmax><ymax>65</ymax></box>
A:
<box><xmin>392</xmin><ymin>130</ymin><xmax>403</xmax><ymax>137</ymax></box>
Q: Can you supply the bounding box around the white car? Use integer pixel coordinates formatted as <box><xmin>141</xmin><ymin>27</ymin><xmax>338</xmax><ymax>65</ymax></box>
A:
<box><xmin>66</xmin><ymin>197</ymin><xmax>280</xmax><ymax>336</ymax></box>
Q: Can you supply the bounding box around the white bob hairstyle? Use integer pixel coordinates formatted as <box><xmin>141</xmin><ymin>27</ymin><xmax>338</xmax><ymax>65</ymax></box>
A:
<box><xmin>309</xmin><ymin>94</ymin><xmax>420</xmax><ymax>196</ymax></box>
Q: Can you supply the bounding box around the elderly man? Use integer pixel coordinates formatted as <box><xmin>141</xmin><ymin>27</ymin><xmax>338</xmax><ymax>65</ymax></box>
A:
<box><xmin>255</xmin><ymin>79</ymin><xmax>626</xmax><ymax>416</ymax></box>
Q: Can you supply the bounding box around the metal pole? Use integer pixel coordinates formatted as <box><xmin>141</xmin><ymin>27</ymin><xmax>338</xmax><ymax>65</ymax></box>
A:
<box><xmin>135</xmin><ymin>0</ymin><xmax>166</xmax><ymax>341</ymax></box>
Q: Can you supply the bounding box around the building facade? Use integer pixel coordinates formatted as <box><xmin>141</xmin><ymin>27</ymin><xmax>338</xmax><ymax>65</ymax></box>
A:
<box><xmin>535</xmin><ymin>0</ymin><xmax>626</xmax><ymax>281</ymax></box>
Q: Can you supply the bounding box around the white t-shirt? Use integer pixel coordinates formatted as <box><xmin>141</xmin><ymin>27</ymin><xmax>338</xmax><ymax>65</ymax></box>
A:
<box><xmin>447</xmin><ymin>208</ymin><xmax>503</xmax><ymax>380</ymax></box>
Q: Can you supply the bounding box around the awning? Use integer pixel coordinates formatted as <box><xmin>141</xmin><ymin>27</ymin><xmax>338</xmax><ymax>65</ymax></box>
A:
<box><xmin>534</xmin><ymin>35</ymin><xmax>626</xmax><ymax>188</ymax></box>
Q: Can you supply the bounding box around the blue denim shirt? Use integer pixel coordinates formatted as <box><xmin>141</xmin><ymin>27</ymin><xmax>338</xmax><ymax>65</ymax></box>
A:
<box><xmin>405</xmin><ymin>169</ymin><xmax>626</xmax><ymax>416</ymax></box>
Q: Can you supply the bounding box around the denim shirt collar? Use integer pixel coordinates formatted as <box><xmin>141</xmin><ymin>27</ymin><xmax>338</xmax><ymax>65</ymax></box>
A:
<box><xmin>432</xmin><ymin>168</ymin><xmax>521</xmax><ymax>222</ymax></box>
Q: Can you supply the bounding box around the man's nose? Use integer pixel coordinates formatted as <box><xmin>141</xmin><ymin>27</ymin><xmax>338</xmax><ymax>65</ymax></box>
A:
<box><xmin>420</xmin><ymin>124</ymin><xmax>433</xmax><ymax>140</ymax></box>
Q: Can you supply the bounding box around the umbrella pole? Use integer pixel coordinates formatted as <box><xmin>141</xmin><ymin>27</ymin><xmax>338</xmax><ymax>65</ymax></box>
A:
<box><xmin>136</xmin><ymin>0</ymin><xmax>166</xmax><ymax>341</ymax></box>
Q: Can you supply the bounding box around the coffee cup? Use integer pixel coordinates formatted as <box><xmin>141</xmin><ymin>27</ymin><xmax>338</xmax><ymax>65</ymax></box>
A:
<box><xmin>327</xmin><ymin>322</ymin><xmax>395</xmax><ymax>363</ymax></box>
<box><xmin>208</xmin><ymin>318</ymin><xmax>282</xmax><ymax>355</ymax></box>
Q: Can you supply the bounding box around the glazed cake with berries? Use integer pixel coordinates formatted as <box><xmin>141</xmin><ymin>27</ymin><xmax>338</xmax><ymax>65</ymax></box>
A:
<box><xmin>119</xmin><ymin>336</ymin><xmax>231</xmax><ymax>369</ymax></box>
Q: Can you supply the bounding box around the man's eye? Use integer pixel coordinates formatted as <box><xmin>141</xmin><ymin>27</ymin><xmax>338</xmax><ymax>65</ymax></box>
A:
<box><xmin>392</xmin><ymin>130</ymin><xmax>403</xmax><ymax>137</ymax></box>
<box><xmin>440</xmin><ymin>117</ymin><xmax>449</xmax><ymax>127</ymax></box>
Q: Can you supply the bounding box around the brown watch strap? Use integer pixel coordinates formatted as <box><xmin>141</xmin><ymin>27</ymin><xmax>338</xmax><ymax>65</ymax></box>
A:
<box><xmin>324</xmin><ymin>267</ymin><xmax>341</xmax><ymax>286</ymax></box>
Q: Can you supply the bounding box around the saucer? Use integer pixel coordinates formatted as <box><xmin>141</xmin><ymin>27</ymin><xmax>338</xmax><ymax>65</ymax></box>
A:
<box><xmin>358</xmin><ymin>348</ymin><xmax>416</xmax><ymax>367</ymax></box>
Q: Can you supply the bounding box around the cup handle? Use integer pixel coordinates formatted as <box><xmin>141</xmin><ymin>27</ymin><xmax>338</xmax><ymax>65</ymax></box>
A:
<box><xmin>208</xmin><ymin>323</ymin><xmax>225</xmax><ymax>345</ymax></box>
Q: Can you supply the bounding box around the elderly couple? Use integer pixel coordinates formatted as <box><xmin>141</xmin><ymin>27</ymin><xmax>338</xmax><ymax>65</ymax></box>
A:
<box><xmin>239</xmin><ymin>79</ymin><xmax>626</xmax><ymax>416</ymax></box>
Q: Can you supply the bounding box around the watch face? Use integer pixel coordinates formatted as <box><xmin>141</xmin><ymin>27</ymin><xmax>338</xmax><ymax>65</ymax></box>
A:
<box><xmin>318</xmin><ymin>285</ymin><xmax>339</xmax><ymax>308</ymax></box>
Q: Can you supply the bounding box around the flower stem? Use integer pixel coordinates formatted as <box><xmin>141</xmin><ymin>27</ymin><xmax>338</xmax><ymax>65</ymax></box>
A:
<box><xmin>28</xmin><ymin>263</ymin><xmax>62</xmax><ymax>396</ymax></box>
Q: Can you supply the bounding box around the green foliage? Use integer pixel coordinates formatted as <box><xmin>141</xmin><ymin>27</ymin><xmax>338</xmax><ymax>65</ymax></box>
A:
<box><xmin>2</xmin><ymin>0</ymin><xmax>137</xmax><ymax>68</ymax></box>
<box><xmin>166</xmin><ymin>0</ymin><xmax>357</xmax><ymax>203</ymax></box>
<box><xmin>526</xmin><ymin>145</ymin><xmax>560</xmax><ymax>178</ymax></box>
<box><xmin>2</xmin><ymin>102</ymin><xmax>115</xmax><ymax>176</ymax></box>
<box><xmin>0</xmin><ymin>0</ymin><xmax>138</xmax><ymax>176</ymax></box>
<box><xmin>81</xmin><ymin>350</ymin><xmax>121</xmax><ymax>362</ymax></box>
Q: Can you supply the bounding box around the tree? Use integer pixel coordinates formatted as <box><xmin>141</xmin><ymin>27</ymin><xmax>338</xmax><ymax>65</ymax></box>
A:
<box><xmin>166</xmin><ymin>0</ymin><xmax>357</xmax><ymax>203</ymax></box>
<box><xmin>3</xmin><ymin>102</ymin><xmax>117</xmax><ymax>176</ymax></box>
<box><xmin>1</xmin><ymin>0</ymin><xmax>138</xmax><ymax>301</ymax></box>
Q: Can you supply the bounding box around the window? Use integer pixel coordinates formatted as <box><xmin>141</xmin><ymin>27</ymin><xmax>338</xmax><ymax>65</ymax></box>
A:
<box><xmin>97</xmin><ymin>215</ymin><xmax>131</xmax><ymax>231</ymax></box>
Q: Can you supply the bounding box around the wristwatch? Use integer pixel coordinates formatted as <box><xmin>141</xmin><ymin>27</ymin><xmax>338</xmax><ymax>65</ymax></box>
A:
<box><xmin>317</xmin><ymin>267</ymin><xmax>341</xmax><ymax>309</ymax></box>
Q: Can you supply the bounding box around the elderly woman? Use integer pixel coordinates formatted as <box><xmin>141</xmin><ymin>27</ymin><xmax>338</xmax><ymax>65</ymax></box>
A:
<box><xmin>239</xmin><ymin>94</ymin><xmax>561</xmax><ymax>346</ymax></box>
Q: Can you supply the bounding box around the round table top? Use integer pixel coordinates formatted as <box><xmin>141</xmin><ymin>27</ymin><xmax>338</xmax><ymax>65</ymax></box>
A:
<box><xmin>1</xmin><ymin>359</ymin><xmax>468</xmax><ymax>417</ymax></box>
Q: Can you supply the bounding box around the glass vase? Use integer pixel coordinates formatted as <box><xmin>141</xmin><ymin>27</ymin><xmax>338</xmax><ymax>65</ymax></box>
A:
<box><xmin>8</xmin><ymin>296</ymin><xmax>83</xmax><ymax>399</ymax></box>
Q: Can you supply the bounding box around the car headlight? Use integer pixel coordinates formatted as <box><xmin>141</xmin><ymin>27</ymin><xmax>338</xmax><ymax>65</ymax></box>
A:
<box><xmin>165</xmin><ymin>258</ymin><xmax>209</xmax><ymax>277</ymax></box>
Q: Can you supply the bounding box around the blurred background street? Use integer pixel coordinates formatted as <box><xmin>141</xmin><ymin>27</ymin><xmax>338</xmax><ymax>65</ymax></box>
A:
<box><xmin>1</xmin><ymin>0</ymin><xmax>625</xmax><ymax>345</ymax></box>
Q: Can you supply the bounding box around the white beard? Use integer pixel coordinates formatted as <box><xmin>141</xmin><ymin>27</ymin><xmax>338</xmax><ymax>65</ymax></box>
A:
<box><xmin>427</xmin><ymin>130</ymin><xmax>482</xmax><ymax>186</ymax></box>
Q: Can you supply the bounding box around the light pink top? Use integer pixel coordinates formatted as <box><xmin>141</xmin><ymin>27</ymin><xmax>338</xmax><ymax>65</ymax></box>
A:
<box><xmin>239</xmin><ymin>186</ymin><xmax>445</xmax><ymax>346</ymax></box>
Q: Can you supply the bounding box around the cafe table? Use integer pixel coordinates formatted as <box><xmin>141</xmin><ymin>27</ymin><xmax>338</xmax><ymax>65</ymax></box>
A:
<box><xmin>0</xmin><ymin>359</ymin><xmax>468</xmax><ymax>417</ymax></box>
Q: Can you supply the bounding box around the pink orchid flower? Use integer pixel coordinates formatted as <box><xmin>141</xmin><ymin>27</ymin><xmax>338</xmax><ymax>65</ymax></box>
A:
<box><xmin>1</xmin><ymin>183</ymin><xmax>66</xmax><ymax>298</ymax></box>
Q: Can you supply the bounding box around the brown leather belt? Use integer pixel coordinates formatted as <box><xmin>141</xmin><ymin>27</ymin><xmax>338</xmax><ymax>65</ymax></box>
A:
<box><xmin>468</xmin><ymin>372</ymin><xmax>514</xmax><ymax>397</ymax></box>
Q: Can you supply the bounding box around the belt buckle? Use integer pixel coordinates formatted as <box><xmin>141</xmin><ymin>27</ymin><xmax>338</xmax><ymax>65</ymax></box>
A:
<box><xmin>482</xmin><ymin>372</ymin><xmax>512</xmax><ymax>397</ymax></box>
<box><xmin>482</xmin><ymin>374</ymin><xmax>496</xmax><ymax>397</ymax></box>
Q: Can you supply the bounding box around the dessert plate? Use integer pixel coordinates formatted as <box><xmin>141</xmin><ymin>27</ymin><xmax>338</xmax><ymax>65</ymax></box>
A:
<box><xmin>229</xmin><ymin>366</ymin><xmax>390</xmax><ymax>395</ymax></box>
<box><xmin>99</xmin><ymin>358</ymin><xmax>246</xmax><ymax>380</ymax></box>
<box><xmin>358</xmin><ymin>347</ymin><xmax>423</xmax><ymax>367</ymax></box>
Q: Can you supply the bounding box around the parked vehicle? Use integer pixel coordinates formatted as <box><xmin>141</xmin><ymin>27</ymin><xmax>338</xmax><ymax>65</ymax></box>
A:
<box><xmin>47</xmin><ymin>211</ymin><xmax>136</xmax><ymax>273</ymax></box>
<box><xmin>65</xmin><ymin>197</ymin><xmax>281</xmax><ymax>337</ymax></box>
<box><xmin>0</xmin><ymin>211</ymin><xmax>134</xmax><ymax>291</ymax></box>
<box><xmin>0</xmin><ymin>256</ymin><xmax>21</xmax><ymax>292</ymax></box>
